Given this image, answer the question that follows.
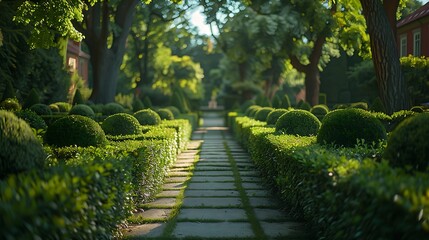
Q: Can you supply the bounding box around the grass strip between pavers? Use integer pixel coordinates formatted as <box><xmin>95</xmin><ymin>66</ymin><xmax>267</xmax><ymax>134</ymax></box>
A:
<box><xmin>223</xmin><ymin>141</ymin><xmax>267</xmax><ymax>240</ymax></box>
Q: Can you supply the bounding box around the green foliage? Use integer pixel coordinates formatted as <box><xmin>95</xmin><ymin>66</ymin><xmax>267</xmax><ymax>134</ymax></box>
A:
<box><xmin>102</xmin><ymin>113</ymin><xmax>141</xmax><ymax>136</ymax></box>
<box><xmin>275</xmin><ymin>110</ymin><xmax>321</xmax><ymax>136</ymax></box>
<box><xmin>233</xmin><ymin>116</ymin><xmax>267</xmax><ymax>149</ymax></box>
<box><xmin>266</xmin><ymin>108</ymin><xmax>288</xmax><ymax>126</ymax></box>
<box><xmin>171</xmin><ymin>91</ymin><xmax>190</xmax><ymax>114</ymax></box>
<box><xmin>0</xmin><ymin>98</ymin><xmax>21</xmax><ymax>111</ymax></box>
<box><xmin>350</xmin><ymin>101</ymin><xmax>369</xmax><ymax>110</ymax></box>
<box><xmin>244</xmin><ymin>105</ymin><xmax>262</xmax><ymax>117</ymax></box>
<box><xmin>297</xmin><ymin>101</ymin><xmax>311</xmax><ymax>111</ymax></box>
<box><xmin>157</xmin><ymin>108</ymin><xmax>174</xmax><ymax>120</ymax></box>
<box><xmin>72</xmin><ymin>89</ymin><xmax>84</xmax><ymax>105</ymax></box>
<box><xmin>45</xmin><ymin>115</ymin><xmax>107</xmax><ymax>147</ymax></box>
<box><xmin>255</xmin><ymin>94</ymin><xmax>271</xmax><ymax>107</ymax></box>
<box><xmin>311</xmin><ymin>104</ymin><xmax>329</xmax><ymax>120</ymax></box>
<box><xmin>384</xmin><ymin>113</ymin><xmax>429</xmax><ymax>172</ymax></box>
<box><xmin>134</xmin><ymin>109</ymin><xmax>161</xmax><ymax>126</ymax></box>
<box><xmin>0</xmin><ymin>110</ymin><xmax>45</xmax><ymax>178</ymax></box>
<box><xmin>53</xmin><ymin>102</ymin><xmax>72</xmax><ymax>113</ymax></box>
<box><xmin>102</xmin><ymin>103</ymin><xmax>126</xmax><ymax>116</ymax></box>
<box><xmin>1</xmin><ymin>78</ymin><xmax>16</xmax><ymax>101</ymax></box>
<box><xmin>132</xmin><ymin>97</ymin><xmax>145</xmax><ymax>112</ymax></box>
<box><xmin>281</xmin><ymin>95</ymin><xmax>292</xmax><ymax>109</ymax></box>
<box><xmin>23</xmin><ymin>88</ymin><xmax>40</xmax><ymax>109</ymax></box>
<box><xmin>69</xmin><ymin>104</ymin><xmax>95</xmax><ymax>118</ymax></box>
<box><xmin>370</xmin><ymin>97</ymin><xmax>386</xmax><ymax>113</ymax></box>
<box><xmin>318</xmin><ymin>93</ymin><xmax>327</xmax><ymax>105</ymax></box>
<box><xmin>317</xmin><ymin>108</ymin><xmax>387</xmax><ymax>147</ymax></box>
<box><xmin>254</xmin><ymin>107</ymin><xmax>274</xmax><ymax>122</ymax></box>
<box><xmin>15</xmin><ymin>109</ymin><xmax>47</xmax><ymax>131</ymax></box>
<box><xmin>49</xmin><ymin>104</ymin><xmax>60</xmax><ymax>113</ymax></box>
<box><xmin>410</xmin><ymin>106</ymin><xmax>425</xmax><ymax>113</ymax></box>
<box><xmin>240</xmin><ymin>100</ymin><xmax>256</xmax><ymax>113</ymax></box>
<box><xmin>390</xmin><ymin>110</ymin><xmax>417</xmax><ymax>132</ymax></box>
<box><xmin>166</xmin><ymin>106</ymin><xmax>181</xmax><ymax>118</ymax></box>
<box><xmin>401</xmin><ymin>56</ymin><xmax>429</xmax><ymax>105</ymax></box>
<box><xmin>143</xmin><ymin>96</ymin><xmax>153</xmax><ymax>109</ymax></box>
<box><xmin>30</xmin><ymin>103</ymin><xmax>52</xmax><ymax>116</ymax></box>
<box><xmin>271</xmin><ymin>95</ymin><xmax>282</xmax><ymax>108</ymax></box>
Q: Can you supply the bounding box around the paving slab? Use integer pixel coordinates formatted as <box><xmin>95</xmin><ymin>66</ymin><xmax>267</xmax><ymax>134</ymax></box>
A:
<box><xmin>156</xmin><ymin>190</ymin><xmax>181</xmax><ymax>198</ymax></box>
<box><xmin>195</xmin><ymin>161</ymin><xmax>230</xmax><ymax>167</ymax></box>
<box><xmin>248</xmin><ymin>197</ymin><xmax>279</xmax><ymax>208</ymax></box>
<box><xmin>194</xmin><ymin>166</ymin><xmax>232</xmax><ymax>171</ymax></box>
<box><xmin>165</xmin><ymin>177</ymin><xmax>188</xmax><ymax>183</ymax></box>
<box><xmin>134</xmin><ymin>208</ymin><xmax>172</xmax><ymax>221</ymax></box>
<box><xmin>260</xmin><ymin>221</ymin><xmax>306</xmax><ymax>238</ymax></box>
<box><xmin>253</xmin><ymin>208</ymin><xmax>292</xmax><ymax>221</ymax></box>
<box><xmin>241</xmin><ymin>182</ymin><xmax>265</xmax><ymax>190</ymax></box>
<box><xmin>241</xmin><ymin>176</ymin><xmax>263</xmax><ymax>182</ymax></box>
<box><xmin>124</xmin><ymin>223</ymin><xmax>166</xmax><ymax>238</ymax></box>
<box><xmin>143</xmin><ymin>198</ymin><xmax>177</xmax><ymax>208</ymax></box>
<box><xmin>238</xmin><ymin>170</ymin><xmax>260</xmax><ymax>177</ymax></box>
<box><xmin>162</xmin><ymin>182</ymin><xmax>186</xmax><ymax>190</ymax></box>
<box><xmin>245</xmin><ymin>189</ymin><xmax>271</xmax><ymax>197</ymax></box>
<box><xmin>168</xmin><ymin>171</ymin><xmax>191</xmax><ymax>177</ymax></box>
<box><xmin>177</xmin><ymin>208</ymin><xmax>247</xmax><ymax>221</ymax></box>
<box><xmin>184</xmin><ymin>190</ymin><xmax>240</xmax><ymax>197</ymax></box>
<box><xmin>190</xmin><ymin>176</ymin><xmax>235</xmax><ymax>182</ymax></box>
<box><xmin>192</xmin><ymin>171</ymin><xmax>233</xmax><ymax>176</ymax></box>
<box><xmin>187</xmin><ymin>182</ymin><xmax>236</xmax><ymax>190</ymax></box>
<box><xmin>182</xmin><ymin>197</ymin><xmax>242</xmax><ymax>208</ymax></box>
<box><xmin>172</xmin><ymin>222</ymin><xmax>254</xmax><ymax>238</ymax></box>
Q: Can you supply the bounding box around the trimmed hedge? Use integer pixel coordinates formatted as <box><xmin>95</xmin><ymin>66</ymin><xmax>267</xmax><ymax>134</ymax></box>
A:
<box><xmin>266</xmin><ymin>108</ymin><xmax>288</xmax><ymax>126</ymax></box>
<box><xmin>134</xmin><ymin>109</ymin><xmax>161</xmax><ymax>126</ymax></box>
<box><xmin>101</xmin><ymin>113</ymin><xmax>141</xmax><ymax>136</ymax></box>
<box><xmin>275</xmin><ymin>110</ymin><xmax>321</xmax><ymax>136</ymax></box>
<box><xmin>69</xmin><ymin>104</ymin><xmax>95</xmax><ymax>118</ymax></box>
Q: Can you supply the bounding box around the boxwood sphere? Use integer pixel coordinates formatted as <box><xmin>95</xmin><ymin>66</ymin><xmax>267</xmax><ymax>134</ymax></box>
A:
<box><xmin>384</xmin><ymin>113</ymin><xmax>429</xmax><ymax>172</ymax></box>
<box><xmin>102</xmin><ymin>103</ymin><xmax>126</xmax><ymax>116</ymax></box>
<box><xmin>15</xmin><ymin>109</ymin><xmax>47</xmax><ymax>130</ymax></box>
<box><xmin>134</xmin><ymin>109</ymin><xmax>161</xmax><ymax>125</ymax></box>
<box><xmin>254</xmin><ymin>107</ymin><xmax>274</xmax><ymax>122</ymax></box>
<box><xmin>275</xmin><ymin>109</ymin><xmax>321</xmax><ymax>136</ymax></box>
<box><xmin>166</xmin><ymin>106</ymin><xmax>181</xmax><ymax>118</ymax></box>
<box><xmin>45</xmin><ymin>115</ymin><xmax>107</xmax><ymax>147</ymax></box>
<box><xmin>0</xmin><ymin>98</ymin><xmax>22</xmax><ymax>111</ymax></box>
<box><xmin>245</xmin><ymin>105</ymin><xmax>261</xmax><ymax>117</ymax></box>
<box><xmin>317</xmin><ymin>108</ymin><xmax>386</xmax><ymax>147</ymax></box>
<box><xmin>157</xmin><ymin>108</ymin><xmax>175</xmax><ymax>120</ymax></box>
<box><xmin>0</xmin><ymin>110</ymin><xmax>46</xmax><ymax>178</ymax></box>
<box><xmin>266</xmin><ymin>108</ymin><xmax>288</xmax><ymax>125</ymax></box>
<box><xmin>102</xmin><ymin>113</ymin><xmax>141</xmax><ymax>136</ymax></box>
<box><xmin>69</xmin><ymin>104</ymin><xmax>95</xmax><ymax>118</ymax></box>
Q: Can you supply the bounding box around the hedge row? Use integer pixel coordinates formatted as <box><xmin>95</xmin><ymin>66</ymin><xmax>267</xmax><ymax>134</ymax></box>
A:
<box><xmin>231</xmin><ymin>115</ymin><xmax>429</xmax><ymax>239</ymax></box>
<box><xmin>0</xmin><ymin>118</ymin><xmax>192</xmax><ymax>238</ymax></box>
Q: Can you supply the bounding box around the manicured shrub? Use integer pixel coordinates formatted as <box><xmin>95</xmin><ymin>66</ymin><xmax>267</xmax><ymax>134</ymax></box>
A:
<box><xmin>255</xmin><ymin>94</ymin><xmax>271</xmax><ymax>107</ymax></box>
<box><xmin>134</xmin><ymin>109</ymin><xmax>161</xmax><ymax>125</ymax></box>
<box><xmin>271</xmin><ymin>95</ymin><xmax>282</xmax><ymax>108</ymax></box>
<box><xmin>102</xmin><ymin>102</ymin><xmax>126</xmax><ymax>116</ymax></box>
<box><xmin>319</xmin><ymin>93</ymin><xmax>327</xmax><ymax>105</ymax></box>
<box><xmin>132</xmin><ymin>97</ymin><xmax>145</xmax><ymax>112</ymax></box>
<box><xmin>275</xmin><ymin>109</ymin><xmax>321</xmax><ymax>136</ymax></box>
<box><xmin>390</xmin><ymin>110</ymin><xmax>416</xmax><ymax>131</ymax></box>
<box><xmin>384</xmin><ymin>113</ymin><xmax>429</xmax><ymax>172</ymax></box>
<box><xmin>101</xmin><ymin>113</ymin><xmax>141</xmax><ymax>136</ymax></box>
<box><xmin>23</xmin><ymin>88</ymin><xmax>40</xmax><ymax>109</ymax></box>
<box><xmin>317</xmin><ymin>108</ymin><xmax>387</xmax><ymax>147</ymax></box>
<box><xmin>254</xmin><ymin>107</ymin><xmax>274</xmax><ymax>122</ymax></box>
<box><xmin>49</xmin><ymin>104</ymin><xmax>60</xmax><ymax>113</ymax></box>
<box><xmin>266</xmin><ymin>108</ymin><xmax>288</xmax><ymax>125</ymax></box>
<box><xmin>72</xmin><ymin>89</ymin><xmax>84</xmax><ymax>105</ymax></box>
<box><xmin>333</xmin><ymin>104</ymin><xmax>348</xmax><ymax>109</ymax></box>
<box><xmin>0</xmin><ymin>110</ymin><xmax>45</xmax><ymax>178</ymax></box>
<box><xmin>157</xmin><ymin>108</ymin><xmax>174</xmax><ymax>120</ymax></box>
<box><xmin>311</xmin><ymin>104</ymin><xmax>329</xmax><ymax>120</ymax></box>
<box><xmin>69</xmin><ymin>104</ymin><xmax>95</xmax><ymax>118</ymax></box>
<box><xmin>30</xmin><ymin>103</ymin><xmax>52</xmax><ymax>116</ymax></box>
<box><xmin>350</xmin><ymin>101</ymin><xmax>369</xmax><ymax>110</ymax></box>
<box><xmin>53</xmin><ymin>102</ymin><xmax>72</xmax><ymax>113</ymax></box>
<box><xmin>0</xmin><ymin>98</ymin><xmax>21</xmax><ymax>111</ymax></box>
<box><xmin>45</xmin><ymin>115</ymin><xmax>107</xmax><ymax>147</ymax></box>
<box><xmin>245</xmin><ymin>105</ymin><xmax>261</xmax><ymax>117</ymax></box>
<box><xmin>166</xmin><ymin>106</ymin><xmax>181</xmax><ymax>118</ymax></box>
<box><xmin>410</xmin><ymin>106</ymin><xmax>424</xmax><ymax>113</ymax></box>
<box><xmin>281</xmin><ymin>95</ymin><xmax>291</xmax><ymax>109</ymax></box>
<box><xmin>143</xmin><ymin>96</ymin><xmax>153</xmax><ymax>108</ymax></box>
<box><xmin>240</xmin><ymin>100</ymin><xmax>256</xmax><ymax>113</ymax></box>
<box><xmin>297</xmin><ymin>101</ymin><xmax>311</xmax><ymax>111</ymax></box>
<box><xmin>15</xmin><ymin>109</ymin><xmax>47</xmax><ymax>130</ymax></box>
<box><xmin>89</xmin><ymin>103</ymin><xmax>104</xmax><ymax>114</ymax></box>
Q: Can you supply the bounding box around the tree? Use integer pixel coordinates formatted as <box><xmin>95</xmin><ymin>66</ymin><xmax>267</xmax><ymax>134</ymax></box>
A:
<box><xmin>360</xmin><ymin>0</ymin><xmax>410</xmax><ymax>113</ymax></box>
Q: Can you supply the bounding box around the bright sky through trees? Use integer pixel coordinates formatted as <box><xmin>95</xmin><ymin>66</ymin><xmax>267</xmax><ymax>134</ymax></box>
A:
<box><xmin>190</xmin><ymin>6</ymin><xmax>218</xmax><ymax>36</ymax></box>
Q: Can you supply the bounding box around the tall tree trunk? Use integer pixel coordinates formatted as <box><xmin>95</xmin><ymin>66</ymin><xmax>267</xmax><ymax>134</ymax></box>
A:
<box><xmin>360</xmin><ymin>0</ymin><xmax>410</xmax><ymax>114</ymax></box>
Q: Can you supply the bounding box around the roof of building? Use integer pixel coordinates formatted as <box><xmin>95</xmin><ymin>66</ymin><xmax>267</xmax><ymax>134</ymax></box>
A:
<box><xmin>397</xmin><ymin>2</ymin><xmax>429</xmax><ymax>28</ymax></box>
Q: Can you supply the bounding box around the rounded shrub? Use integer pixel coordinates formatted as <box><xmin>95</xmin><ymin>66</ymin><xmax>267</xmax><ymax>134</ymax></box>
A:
<box><xmin>245</xmin><ymin>105</ymin><xmax>261</xmax><ymax>117</ymax></box>
<box><xmin>23</xmin><ymin>88</ymin><xmax>40</xmax><ymax>109</ymax></box>
<box><xmin>0</xmin><ymin>110</ymin><xmax>46</xmax><ymax>178</ymax></box>
<box><xmin>53</xmin><ymin>102</ymin><xmax>72</xmax><ymax>113</ymax></box>
<box><xmin>275</xmin><ymin>109</ymin><xmax>321</xmax><ymax>136</ymax></box>
<box><xmin>72</xmin><ymin>89</ymin><xmax>85</xmax><ymax>105</ymax></box>
<box><xmin>134</xmin><ymin>109</ymin><xmax>161</xmax><ymax>125</ymax></box>
<box><xmin>370</xmin><ymin>97</ymin><xmax>386</xmax><ymax>113</ymax></box>
<box><xmin>69</xmin><ymin>104</ymin><xmax>95</xmax><ymax>118</ymax></box>
<box><xmin>384</xmin><ymin>113</ymin><xmax>429</xmax><ymax>172</ymax></box>
<box><xmin>157</xmin><ymin>108</ymin><xmax>174</xmax><ymax>120</ymax></box>
<box><xmin>45</xmin><ymin>115</ymin><xmax>107</xmax><ymax>147</ymax></box>
<box><xmin>15</xmin><ymin>109</ymin><xmax>47</xmax><ymax>130</ymax></box>
<box><xmin>297</xmin><ymin>101</ymin><xmax>311</xmax><ymax>111</ymax></box>
<box><xmin>30</xmin><ymin>103</ymin><xmax>52</xmax><ymax>116</ymax></box>
<box><xmin>132</xmin><ymin>98</ymin><xmax>145</xmax><ymax>112</ymax></box>
<box><xmin>240</xmin><ymin>100</ymin><xmax>256</xmax><ymax>113</ymax></box>
<box><xmin>311</xmin><ymin>104</ymin><xmax>329</xmax><ymax>120</ymax></box>
<box><xmin>0</xmin><ymin>98</ymin><xmax>21</xmax><ymax>111</ymax></box>
<box><xmin>266</xmin><ymin>108</ymin><xmax>288</xmax><ymax>125</ymax></box>
<box><xmin>254</xmin><ymin>107</ymin><xmax>274</xmax><ymax>122</ymax></box>
<box><xmin>102</xmin><ymin>103</ymin><xmax>126</xmax><ymax>116</ymax></box>
<box><xmin>390</xmin><ymin>110</ymin><xmax>416</xmax><ymax>132</ymax></box>
<box><xmin>350</xmin><ymin>101</ymin><xmax>369</xmax><ymax>110</ymax></box>
<box><xmin>317</xmin><ymin>108</ymin><xmax>386</xmax><ymax>147</ymax></box>
<box><xmin>49</xmin><ymin>104</ymin><xmax>60</xmax><ymax>113</ymax></box>
<box><xmin>166</xmin><ymin>106</ymin><xmax>181</xmax><ymax>118</ymax></box>
<box><xmin>281</xmin><ymin>95</ymin><xmax>291</xmax><ymax>109</ymax></box>
<box><xmin>101</xmin><ymin>113</ymin><xmax>141</xmax><ymax>136</ymax></box>
<box><xmin>410</xmin><ymin>106</ymin><xmax>424</xmax><ymax>113</ymax></box>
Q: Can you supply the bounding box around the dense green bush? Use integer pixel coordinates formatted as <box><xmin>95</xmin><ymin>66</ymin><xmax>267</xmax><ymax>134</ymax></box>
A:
<box><xmin>311</xmin><ymin>104</ymin><xmax>329</xmax><ymax>120</ymax></box>
<box><xmin>161</xmin><ymin>119</ymin><xmax>192</xmax><ymax>152</ymax></box>
<box><xmin>102</xmin><ymin>102</ymin><xmax>126</xmax><ymax>116</ymax></box>
<box><xmin>0</xmin><ymin>98</ymin><xmax>21</xmax><ymax>111</ymax></box>
<box><xmin>45</xmin><ymin>115</ymin><xmax>107</xmax><ymax>147</ymax></box>
<box><xmin>1</xmin><ymin>79</ymin><xmax>16</xmax><ymax>101</ymax></box>
<box><xmin>15</xmin><ymin>109</ymin><xmax>47</xmax><ymax>130</ymax></box>
<box><xmin>281</xmin><ymin>95</ymin><xmax>291</xmax><ymax>109</ymax></box>
<box><xmin>266</xmin><ymin>108</ymin><xmax>288</xmax><ymax>126</ymax></box>
<box><xmin>297</xmin><ymin>101</ymin><xmax>311</xmax><ymax>111</ymax></box>
<box><xmin>69</xmin><ymin>104</ymin><xmax>95</xmax><ymax>118</ymax></box>
<box><xmin>23</xmin><ymin>88</ymin><xmax>41</xmax><ymax>109</ymax></box>
<box><xmin>72</xmin><ymin>89</ymin><xmax>85</xmax><ymax>105</ymax></box>
<box><xmin>53</xmin><ymin>102</ymin><xmax>72</xmax><ymax>113</ymax></box>
<box><xmin>30</xmin><ymin>103</ymin><xmax>52</xmax><ymax>115</ymax></box>
<box><xmin>319</xmin><ymin>93</ymin><xmax>327</xmax><ymax>105</ymax></box>
<box><xmin>410</xmin><ymin>106</ymin><xmax>425</xmax><ymax>113</ymax></box>
<box><xmin>102</xmin><ymin>113</ymin><xmax>141</xmax><ymax>136</ymax></box>
<box><xmin>134</xmin><ymin>109</ymin><xmax>161</xmax><ymax>126</ymax></box>
<box><xmin>245</xmin><ymin>105</ymin><xmax>261</xmax><ymax>118</ymax></box>
<box><xmin>350</xmin><ymin>101</ymin><xmax>369</xmax><ymax>110</ymax></box>
<box><xmin>240</xmin><ymin>100</ymin><xmax>256</xmax><ymax>113</ymax></box>
<box><xmin>0</xmin><ymin>110</ymin><xmax>45</xmax><ymax>178</ymax></box>
<box><xmin>48</xmin><ymin>103</ymin><xmax>60</xmax><ymax>113</ymax></box>
<box><xmin>390</xmin><ymin>110</ymin><xmax>416</xmax><ymax>132</ymax></box>
<box><xmin>233</xmin><ymin>116</ymin><xmax>267</xmax><ymax>148</ymax></box>
<box><xmin>275</xmin><ymin>110</ymin><xmax>321</xmax><ymax>136</ymax></box>
<box><xmin>254</xmin><ymin>107</ymin><xmax>274</xmax><ymax>122</ymax></box>
<box><xmin>157</xmin><ymin>108</ymin><xmax>174</xmax><ymax>120</ymax></box>
<box><xmin>401</xmin><ymin>56</ymin><xmax>429</xmax><ymax>106</ymax></box>
<box><xmin>271</xmin><ymin>95</ymin><xmax>282</xmax><ymax>108</ymax></box>
<box><xmin>384</xmin><ymin>113</ymin><xmax>429</xmax><ymax>172</ymax></box>
<box><xmin>132</xmin><ymin>97</ymin><xmax>145</xmax><ymax>112</ymax></box>
<box><xmin>317</xmin><ymin>108</ymin><xmax>386</xmax><ymax>147</ymax></box>
<box><xmin>370</xmin><ymin>97</ymin><xmax>386</xmax><ymax>113</ymax></box>
<box><xmin>166</xmin><ymin>106</ymin><xmax>181</xmax><ymax>118</ymax></box>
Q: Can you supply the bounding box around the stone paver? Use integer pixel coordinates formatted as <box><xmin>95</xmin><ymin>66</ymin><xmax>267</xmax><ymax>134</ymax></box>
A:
<box><xmin>182</xmin><ymin>197</ymin><xmax>242</xmax><ymax>208</ymax></box>
<box><xmin>177</xmin><ymin>208</ymin><xmax>247</xmax><ymax>221</ymax></box>
<box><xmin>172</xmin><ymin>222</ymin><xmax>254</xmax><ymax>238</ymax></box>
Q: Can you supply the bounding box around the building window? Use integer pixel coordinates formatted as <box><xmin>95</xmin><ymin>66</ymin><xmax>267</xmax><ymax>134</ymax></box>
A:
<box><xmin>68</xmin><ymin>57</ymin><xmax>77</xmax><ymax>72</ymax></box>
<box><xmin>400</xmin><ymin>35</ymin><xmax>407</xmax><ymax>57</ymax></box>
<box><xmin>413</xmin><ymin>30</ymin><xmax>421</xmax><ymax>56</ymax></box>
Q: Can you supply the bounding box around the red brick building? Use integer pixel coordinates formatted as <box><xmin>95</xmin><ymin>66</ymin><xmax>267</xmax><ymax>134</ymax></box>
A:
<box><xmin>66</xmin><ymin>39</ymin><xmax>90</xmax><ymax>83</ymax></box>
<box><xmin>397</xmin><ymin>3</ymin><xmax>429</xmax><ymax>57</ymax></box>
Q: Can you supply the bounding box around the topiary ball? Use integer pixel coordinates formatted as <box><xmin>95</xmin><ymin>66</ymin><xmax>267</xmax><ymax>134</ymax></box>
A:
<box><xmin>317</xmin><ymin>108</ymin><xmax>386</xmax><ymax>147</ymax></box>
<box><xmin>311</xmin><ymin>104</ymin><xmax>329</xmax><ymax>121</ymax></box>
<box><xmin>45</xmin><ymin>115</ymin><xmax>107</xmax><ymax>147</ymax></box>
<box><xmin>134</xmin><ymin>109</ymin><xmax>161</xmax><ymax>125</ymax></box>
<box><xmin>166</xmin><ymin>106</ymin><xmax>181</xmax><ymax>118</ymax></box>
<box><xmin>410</xmin><ymin>106</ymin><xmax>424</xmax><ymax>113</ymax></box>
<box><xmin>245</xmin><ymin>105</ymin><xmax>261</xmax><ymax>118</ymax></box>
<box><xmin>254</xmin><ymin>107</ymin><xmax>274</xmax><ymax>122</ymax></box>
<box><xmin>102</xmin><ymin>103</ymin><xmax>126</xmax><ymax>116</ymax></box>
<box><xmin>53</xmin><ymin>102</ymin><xmax>72</xmax><ymax>113</ymax></box>
<box><xmin>101</xmin><ymin>113</ymin><xmax>141</xmax><ymax>136</ymax></box>
<box><xmin>383</xmin><ymin>113</ymin><xmax>429</xmax><ymax>172</ymax></box>
<box><xmin>297</xmin><ymin>101</ymin><xmax>311</xmax><ymax>111</ymax></box>
<box><xmin>157</xmin><ymin>108</ymin><xmax>174</xmax><ymax>120</ymax></box>
<box><xmin>0</xmin><ymin>98</ymin><xmax>22</xmax><ymax>111</ymax></box>
<box><xmin>15</xmin><ymin>109</ymin><xmax>47</xmax><ymax>130</ymax></box>
<box><xmin>0</xmin><ymin>110</ymin><xmax>46</xmax><ymax>178</ymax></box>
<box><xmin>30</xmin><ymin>104</ymin><xmax>52</xmax><ymax>116</ymax></box>
<box><xmin>350</xmin><ymin>102</ymin><xmax>369</xmax><ymax>110</ymax></box>
<box><xmin>69</xmin><ymin>104</ymin><xmax>95</xmax><ymax>118</ymax></box>
<box><xmin>275</xmin><ymin>109</ymin><xmax>321</xmax><ymax>136</ymax></box>
<box><xmin>266</xmin><ymin>108</ymin><xmax>288</xmax><ymax>126</ymax></box>
<box><xmin>49</xmin><ymin>104</ymin><xmax>60</xmax><ymax>113</ymax></box>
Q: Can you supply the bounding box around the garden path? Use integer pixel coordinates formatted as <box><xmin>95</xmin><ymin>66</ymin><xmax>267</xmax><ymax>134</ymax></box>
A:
<box><xmin>124</xmin><ymin>111</ymin><xmax>308</xmax><ymax>239</ymax></box>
